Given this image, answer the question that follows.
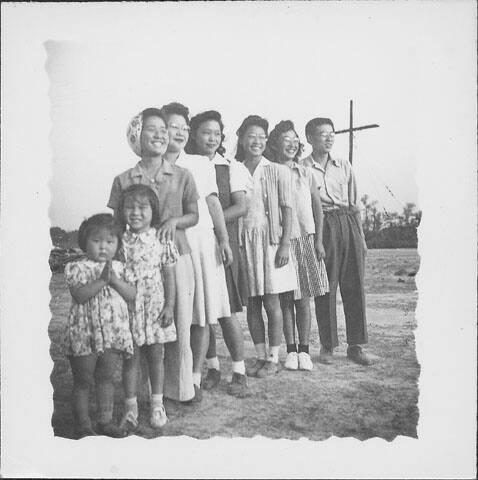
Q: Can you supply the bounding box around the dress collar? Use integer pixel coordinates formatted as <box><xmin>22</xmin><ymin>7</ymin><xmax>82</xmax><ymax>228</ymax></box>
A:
<box><xmin>129</xmin><ymin>160</ymin><xmax>173</xmax><ymax>181</ymax></box>
<box><xmin>123</xmin><ymin>227</ymin><xmax>156</xmax><ymax>245</ymax></box>
<box><xmin>212</xmin><ymin>153</ymin><xmax>230</xmax><ymax>166</ymax></box>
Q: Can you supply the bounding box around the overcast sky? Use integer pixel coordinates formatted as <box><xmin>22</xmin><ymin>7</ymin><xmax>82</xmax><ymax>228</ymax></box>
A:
<box><xmin>47</xmin><ymin>2</ymin><xmax>435</xmax><ymax>229</ymax></box>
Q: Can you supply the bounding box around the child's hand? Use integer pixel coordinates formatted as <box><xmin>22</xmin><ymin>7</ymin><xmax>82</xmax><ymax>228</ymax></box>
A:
<box><xmin>109</xmin><ymin>266</ymin><xmax>120</xmax><ymax>287</ymax></box>
<box><xmin>100</xmin><ymin>260</ymin><xmax>112</xmax><ymax>283</ymax></box>
<box><xmin>315</xmin><ymin>240</ymin><xmax>326</xmax><ymax>261</ymax></box>
<box><xmin>275</xmin><ymin>244</ymin><xmax>289</xmax><ymax>268</ymax></box>
<box><xmin>219</xmin><ymin>241</ymin><xmax>233</xmax><ymax>267</ymax></box>
<box><xmin>158</xmin><ymin>305</ymin><xmax>174</xmax><ymax>327</ymax></box>
<box><xmin>157</xmin><ymin>218</ymin><xmax>178</xmax><ymax>244</ymax></box>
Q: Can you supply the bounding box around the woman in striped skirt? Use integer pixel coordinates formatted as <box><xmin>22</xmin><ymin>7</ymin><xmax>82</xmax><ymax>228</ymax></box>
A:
<box><xmin>265</xmin><ymin>120</ymin><xmax>329</xmax><ymax>371</ymax></box>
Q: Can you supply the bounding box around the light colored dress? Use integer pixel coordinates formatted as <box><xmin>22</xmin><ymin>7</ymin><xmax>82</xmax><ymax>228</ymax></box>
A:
<box><xmin>64</xmin><ymin>259</ymin><xmax>134</xmax><ymax>357</ymax></box>
<box><xmin>121</xmin><ymin>228</ymin><xmax>179</xmax><ymax>346</ymax></box>
<box><xmin>288</xmin><ymin>162</ymin><xmax>329</xmax><ymax>300</ymax></box>
<box><xmin>240</xmin><ymin>157</ymin><xmax>298</xmax><ymax>297</ymax></box>
<box><xmin>176</xmin><ymin>151</ymin><xmax>231</xmax><ymax>325</ymax></box>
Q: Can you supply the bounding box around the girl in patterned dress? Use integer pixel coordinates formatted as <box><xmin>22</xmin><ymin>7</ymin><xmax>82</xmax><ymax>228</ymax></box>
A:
<box><xmin>118</xmin><ymin>184</ymin><xmax>178</xmax><ymax>431</ymax></box>
<box><xmin>235</xmin><ymin>115</ymin><xmax>298</xmax><ymax>378</ymax></box>
<box><xmin>265</xmin><ymin>120</ymin><xmax>329</xmax><ymax>371</ymax></box>
<box><xmin>64</xmin><ymin>213</ymin><xmax>135</xmax><ymax>438</ymax></box>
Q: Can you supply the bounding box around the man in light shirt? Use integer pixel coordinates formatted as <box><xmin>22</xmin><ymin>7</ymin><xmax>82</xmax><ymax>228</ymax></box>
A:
<box><xmin>301</xmin><ymin>117</ymin><xmax>371</xmax><ymax>366</ymax></box>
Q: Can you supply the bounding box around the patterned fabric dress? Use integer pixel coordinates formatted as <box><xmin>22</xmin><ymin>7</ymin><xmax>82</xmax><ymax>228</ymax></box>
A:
<box><xmin>121</xmin><ymin>228</ymin><xmax>179</xmax><ymax>346</ymax></box>
<box><xmin>64</xmin><ymin>259</ymin><xmax>134</xmax><ymax>357</ymax></box>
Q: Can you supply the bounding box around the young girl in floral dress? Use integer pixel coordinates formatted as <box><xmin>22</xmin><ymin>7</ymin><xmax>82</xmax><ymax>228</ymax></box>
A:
<box><xmin>235</xmin><ymin>115</ymin><xmax>298</xmax><ymax>378</ymax></box>
<box><xmin>265</xmin><ymin>120</ymin><xmax>329</xmax><ymax>371</ymax></box>
<box><xmin>118</xmin><ymin>184</ymin><xmax>178</xmax><ymax>431</ymax></box>
<box><xmin>64</xmin><ymin>213</ymin><xmax>135</xmax><ymax>438</ymax></box>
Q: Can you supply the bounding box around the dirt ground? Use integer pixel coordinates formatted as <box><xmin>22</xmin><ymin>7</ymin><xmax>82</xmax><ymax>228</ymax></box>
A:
<box><xmin>49</xmin><ymin>248</ymin><xmax>419</xmax><ymax>441</ymax></box>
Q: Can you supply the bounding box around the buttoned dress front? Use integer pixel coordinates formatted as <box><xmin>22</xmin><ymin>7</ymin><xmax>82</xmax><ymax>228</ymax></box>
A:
<box><xmin>176</xmin><ymin>152</ymin><xmax>231</xmax><ymax>325</ymax></box>
<box><xmin>240</xmin><ymin>157</ymin><xmax>298</xmax><ymax>297</ymax></box>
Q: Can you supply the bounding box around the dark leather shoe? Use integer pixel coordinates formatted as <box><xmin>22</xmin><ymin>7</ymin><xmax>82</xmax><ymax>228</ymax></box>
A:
<box><xmin>201</xmin><ymin>368</ymin><xmax>221</xmax><ymax>390</ymax></box>
<box><xmin>246</xmin><ymin>358</ymin><xmax>266</xmax><ymax>377</ymax></box>
<box><xmin>347</xmin><ymin>345</ymin><xmax>372</xmax><ymax>366</ymax></box>
<box><xmin>318</xmin><ymin>346</ymin><xmax>333</xmax><ymax>365</ymax></box>
<box><xmin>256</xmin><ymin>360</ymin><xmax>279</xmax><ymax>378</ymax></box>
<box><xmin>227</xmin><ymin>372</ymin><xmax>249</xmax><ymax>397</ymax></box>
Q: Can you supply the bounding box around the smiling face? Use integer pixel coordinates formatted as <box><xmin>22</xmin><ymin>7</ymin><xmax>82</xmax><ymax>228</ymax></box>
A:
<box><xmin>85</xmin><ymin>228</ymin><xmax>119</xmax><ymax>262</ymax></box>
<box><xmin>194</xmin><ymin>120</ymin><xmax>222</xmax><ymax>159</ymax></box>
<box><xmin>275</xmin><ymin>129</ymin><xmax>300</xmax><ymax>163</ymax></box>
<box><xmin>123</xmin><ymin>194</ymin><xmax>153</xmax><ymax>233</ymax></box>
<box><xmin>241</xmin><ymin>125</ymin><xmax>267</xmax><ymax>160</ymax></box>
<box><xmin>165</xmin><ymin>113</ymin><xmax>190</xmax><ymax>154</ymax></box>
<box><xmin>307</xmin><ymin>123</ymin><xmax>335</xmax><ymax>154</ymax></box>
<box><xmin>140</xmin><ymin>115</ymin><xmax>169</xmax><ymax>157</ymax></box>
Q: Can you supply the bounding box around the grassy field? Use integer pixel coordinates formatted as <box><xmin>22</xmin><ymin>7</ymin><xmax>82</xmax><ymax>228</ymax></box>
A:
<box><xmin>49</xmin><ymin>248</ymin><xmax>419</xmax><ymax>441</ymax></box>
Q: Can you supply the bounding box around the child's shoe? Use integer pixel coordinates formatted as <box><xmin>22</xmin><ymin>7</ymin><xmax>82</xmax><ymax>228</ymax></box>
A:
<box><xmin>150</xmin><ymin>404</ymin><xmax>168</xmax><ymax>429</ymax></box>
<box><xmin>284</xmin><ymin>352</ymin><xmax>299</xmax><ymax>370</ymax></box>
<box><xmin>119</xmin><ymin>410</ymin><xmax>138</xmax><ymax>434</ymax></box>
<box><xmin>298</xmin><ymin>352</ymin><xmax>313</xmax><ymax>371</ymax></box>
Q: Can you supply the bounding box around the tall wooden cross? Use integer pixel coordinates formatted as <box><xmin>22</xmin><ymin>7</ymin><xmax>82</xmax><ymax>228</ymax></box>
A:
<box><xmin>335</xmin><ymin>100</ymin><xmax>379</xmax><ymax>165</ymax></box>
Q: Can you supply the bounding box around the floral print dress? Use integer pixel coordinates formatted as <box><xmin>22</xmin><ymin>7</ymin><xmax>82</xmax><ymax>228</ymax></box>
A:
<box><xmin>64</xmin><ymin>259</ymin><xmax>135</xmax><ymax>357</ymax></box>
<box><xmin>121</xmin><ymin>228</ymin><xmax>179</xmax><ymax>346</ymax></box>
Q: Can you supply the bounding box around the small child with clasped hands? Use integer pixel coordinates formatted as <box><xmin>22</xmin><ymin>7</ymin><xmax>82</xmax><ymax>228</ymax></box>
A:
<box><xmin>118</xmin><ymin>184</ymin><xmax>178</xmax><ymax>432</ymax></box>
<box><xmin>64</xmin><ymin>213</ymin><xmax>135</xmax><ymax>438</ymax></box>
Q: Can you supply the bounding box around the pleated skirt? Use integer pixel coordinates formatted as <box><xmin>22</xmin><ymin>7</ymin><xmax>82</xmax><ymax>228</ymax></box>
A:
<box><xmin>290</xmin><ymin>233</ymin><xmax>330</xmax><ymax>300</ymax></box>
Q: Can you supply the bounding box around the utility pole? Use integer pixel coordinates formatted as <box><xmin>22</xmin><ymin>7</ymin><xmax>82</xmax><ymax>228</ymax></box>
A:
<box><xmin>335</xmin><ymin>100</ymin><xmax>379</xmax><ymax>165</ymax></box>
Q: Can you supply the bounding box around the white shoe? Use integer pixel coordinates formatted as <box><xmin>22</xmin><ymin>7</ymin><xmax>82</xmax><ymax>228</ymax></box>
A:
<box><xmin>298</xmin><ymin>352</ymin><xmax>313</xmax><ymax>371</ymax></box>
<box><xmin>150</xmin><ymin>404</ymin><xmax>168</xmax><ymax>429</ymax></box>
<box><xmin>284</xmin><ymin>352</ymin><xmax>299</xmax><ymax>370</ymax></box>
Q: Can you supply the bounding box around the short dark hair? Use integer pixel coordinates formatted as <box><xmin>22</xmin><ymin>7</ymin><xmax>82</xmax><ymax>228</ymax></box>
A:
<box><xmin>235</xmin><ymin>115</ymin><xmax>269</xmax><ymax>162</ymax></box>
<box><xmin>265</xmin><ymin>119</ymin><xmax>304</xmax><ymax>163</ymax></box>
<box><xmin>305</xmin><ymin>117</ymin><xmax>335</xmax><ymax>139</ymax></box>
<box><xmin>78</xmin><ymin>213</ymin><xmax>123</xmax><ymax>253</ymax></box>
<box><xmin>159</xmin><ymin>102</ymin><xmax>190</xmax><ymax>125</ymax></box>
<box><xmin>141</xmin><ymin>107</ymin><xmax>165</xmax><ymax>124</ymax></box>
<box><xmin>118</xmin><ymin>184</ymin><xmax>161</xmax><ymax>229</ymax></box>
<box><xmin>185</xmin><ymin>110</ymin><xmax>226</xmax><ymax>156</ymax></box>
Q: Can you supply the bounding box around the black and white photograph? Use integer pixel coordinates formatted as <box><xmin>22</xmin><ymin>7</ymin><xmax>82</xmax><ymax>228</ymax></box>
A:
<box><xmin>1</xmin><ymin>1</ymin><xmax>476</xmax><ymax>478</ymax></box>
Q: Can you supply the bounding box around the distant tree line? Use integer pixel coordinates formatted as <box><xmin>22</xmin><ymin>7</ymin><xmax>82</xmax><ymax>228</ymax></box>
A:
<box><xmin>50</xmin><ymin>198</ymin><xmax>421</xmax><ymax>251</ymax></box>
<box><xmin>360</xmin><ymin>195</ymin><xmax>421</xmax><ymax>248</ymax></box>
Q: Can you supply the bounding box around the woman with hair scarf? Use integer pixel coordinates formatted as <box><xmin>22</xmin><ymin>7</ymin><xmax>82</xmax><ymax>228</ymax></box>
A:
<box><xmin>108</xmin><ymin>108</ymin><xmax>199</xmax><ymax>424</ymax></box>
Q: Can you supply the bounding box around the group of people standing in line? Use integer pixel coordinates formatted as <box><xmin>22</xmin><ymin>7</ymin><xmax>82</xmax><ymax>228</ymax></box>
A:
<box><xmin>63</xmin><ymin>102</ymin><xmax>371</xmax><ymax>439</ymax></box>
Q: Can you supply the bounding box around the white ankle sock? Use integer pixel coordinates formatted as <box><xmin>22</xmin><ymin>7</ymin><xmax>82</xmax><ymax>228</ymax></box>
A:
<box><xmin>268</xmin><ymin>346</ymin><xmax>280</xmax><ymax>363</ymax></box>
<box><xmin>192</xmin><ymin>372</ymin><xmax>201</xmax><ymax>387</ymax></box>
<box><xmin>125</xmin><ymin>397</ymin><xmax>138</xmax><ymax>417</ymax></box>
<box><xmin>206</xmin><ymin>357</ymin><xmax>220</xmax><ymax>370</ymax></box>
<box><xmin>151</xmin><ymin>394</ymin><xmax>163</xmax><ymax>408</ymax></box>
<box><xmin>232</xmin><ymin>360</ymin><xmax>246</xmax><ymax>375</ymax></box>
<box><xmin>254</xmin><ymin>343</ymin><xmax>267</xmax><ymax>360</ymax></box>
